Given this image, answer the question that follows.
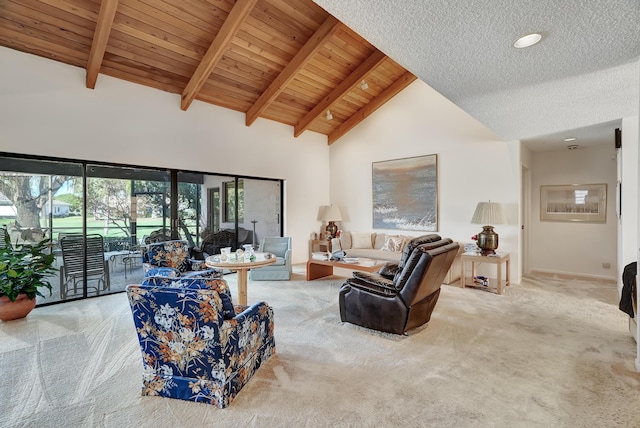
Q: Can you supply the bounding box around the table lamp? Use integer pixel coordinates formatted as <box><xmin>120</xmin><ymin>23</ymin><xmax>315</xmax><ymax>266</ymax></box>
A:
<box><xmin>319</xmin><ymin>205</ymin><xmax>342</xmax><ymax>239</ymax></box>
<box><xmin>471</xmin><ymin>201</ymin><xmax>506</xmax><ymax>255</ymax></box>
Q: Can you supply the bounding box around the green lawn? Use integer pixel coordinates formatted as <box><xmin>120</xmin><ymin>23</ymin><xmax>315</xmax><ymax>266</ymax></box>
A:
<box><xmin>51</xmin><ymin>216</ymin><xmax>171</xmax><ymax>238</ymax></box>
<box><xmin>2</xmin><ymin>215</ymin><xmax>198</xmax><ymax>243</ymax></box>
<box><xmin>1</xmin><ymin>216</ymin><xmax>171</xmax><ymax>238</ymax></box>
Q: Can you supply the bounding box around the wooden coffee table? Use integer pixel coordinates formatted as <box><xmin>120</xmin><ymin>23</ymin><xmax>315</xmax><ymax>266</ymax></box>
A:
<box><xmin>306</xmin><ymin>258</ymin><xmax>386</xmax><ymax>281</ymax></box>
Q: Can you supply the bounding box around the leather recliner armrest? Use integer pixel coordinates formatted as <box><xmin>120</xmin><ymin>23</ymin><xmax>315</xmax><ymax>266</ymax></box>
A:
<box><xmin>345</xmin><ymin>276</ymin><xmax>397</xmax><ymax>297</ymax></box>
<box><xmin>378</xmin><ymin>262</ymin><xmax>399</xmax><ymax>279</ymax></box>
<box><xmin>352</xmin><ymin>271</ymin><xmax>395</xmax><ymax>285</ymax></box>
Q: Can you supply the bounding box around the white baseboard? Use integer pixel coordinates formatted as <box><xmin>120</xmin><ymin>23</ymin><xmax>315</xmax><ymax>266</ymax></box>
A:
<box><xmin>529</xmin><ymin>269</ymin><xmax>616</xmax><ymax>284</ymax></box>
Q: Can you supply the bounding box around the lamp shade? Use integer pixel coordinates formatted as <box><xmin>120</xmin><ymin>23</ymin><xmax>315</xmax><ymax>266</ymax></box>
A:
<box><xmin>471</xmin><ymin>202</ymin><xmax>506</xmax><ymax>225</ymax></box>
<box><xmin>320</xmin><ymin>205</ymin><xmax>342</xmax><ymax>222</ymax></box>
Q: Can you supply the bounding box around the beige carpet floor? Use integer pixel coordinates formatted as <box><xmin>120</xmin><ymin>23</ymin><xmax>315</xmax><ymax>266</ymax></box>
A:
<box><xmin>1</xmin><ymin>266</ymin><xmax>639</xmax><ymax>427</ymax></box>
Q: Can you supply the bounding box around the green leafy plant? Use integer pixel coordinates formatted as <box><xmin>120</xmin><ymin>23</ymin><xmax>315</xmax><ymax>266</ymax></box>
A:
<box><xmin>0</xmin><ymin>231</ymin><xmax>57</xmax><ymax>302</ymax></box>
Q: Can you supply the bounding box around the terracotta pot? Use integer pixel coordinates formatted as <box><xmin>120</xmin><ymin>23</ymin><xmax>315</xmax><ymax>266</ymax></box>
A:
<box><xmin>0</xmin><ymin>294</ymin><xmax>37</xmax><ymax>321</ymax></box>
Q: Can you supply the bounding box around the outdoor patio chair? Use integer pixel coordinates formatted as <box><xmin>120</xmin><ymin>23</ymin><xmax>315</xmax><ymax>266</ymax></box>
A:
<box><xmin>0</xmin><ymin>226</ymin><xmax>8</xmax><ymax>249</ymax></box>
<box><xmin>59</xmin><ymin>234</ymin><xmax>110</xmax><ymax>299</ymax></box>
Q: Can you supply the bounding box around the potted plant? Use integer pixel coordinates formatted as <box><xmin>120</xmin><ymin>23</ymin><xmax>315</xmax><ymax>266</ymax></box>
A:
<box><xmin>0</xmin><ymin>231</ymin><xmax>57</xmax><ymax>321</ymax></box>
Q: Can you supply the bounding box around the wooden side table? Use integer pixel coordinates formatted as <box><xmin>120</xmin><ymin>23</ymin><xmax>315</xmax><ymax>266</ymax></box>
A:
<box><xmin>308</xmin><ymin>239</ymin><xmax>330</xmax><ymax>257</ymax></box>
<box><xmin>205</xmin><ymin>255</ymin><xmax>276</xmax><ymax>305</ymax></box>
<box><xmin>460</xmin><ymin>253</ymin><xmax>510</xmax><ymax>295</ymax></box>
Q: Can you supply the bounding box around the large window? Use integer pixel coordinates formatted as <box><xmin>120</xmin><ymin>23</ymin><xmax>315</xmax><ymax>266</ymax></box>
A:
<box><xmin>0</xmin><ymin>157</ymin><xmax>83</xmax><ymax>304</ymax></box>
<box><xmin>0</xmin><ymin>153</ymin><xmax>283</xmax><ymax>307</ymax></box>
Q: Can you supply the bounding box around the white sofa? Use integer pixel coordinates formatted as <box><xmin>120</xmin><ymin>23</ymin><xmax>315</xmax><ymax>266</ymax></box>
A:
<box><xmin>332</xmin><ymin>231</ymin><xmax>462</xmax><ymax>284</ymax></box>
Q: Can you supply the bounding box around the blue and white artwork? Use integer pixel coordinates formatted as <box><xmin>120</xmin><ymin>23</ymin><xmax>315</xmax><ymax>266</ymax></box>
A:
<box><xmin>372</xmin><ymin>154</ymin><xmax>437</xmax><ymax>231</ymax></box>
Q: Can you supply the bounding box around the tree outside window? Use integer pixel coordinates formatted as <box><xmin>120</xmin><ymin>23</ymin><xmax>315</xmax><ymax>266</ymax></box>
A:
<box><xmin>223</xmin><ymin>179</ymin><xmax>243</xmax><ymax>223</ymax></box>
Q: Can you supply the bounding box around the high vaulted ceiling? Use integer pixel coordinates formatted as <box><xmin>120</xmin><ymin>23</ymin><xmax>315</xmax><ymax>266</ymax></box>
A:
<box><xmin>314</xmin><ymin>0</ymin><xmax>640</xmax><ymax>150</ymax></box>
<box><xmin>0</xmin><ymin>0</ymin><xmax>416</xmax><ymax>144</ymax></box>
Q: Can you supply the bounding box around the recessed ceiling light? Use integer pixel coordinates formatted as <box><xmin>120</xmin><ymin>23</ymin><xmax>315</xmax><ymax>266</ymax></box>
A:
<box><xmin>563</xmin><ymin>137</ymin><xmax>577</xmax><ymax>142</ymax></box>
<box><xmin>513</xmin><ymin>33</ymin><xmax>542</xmax><ymax>49</ymax></box>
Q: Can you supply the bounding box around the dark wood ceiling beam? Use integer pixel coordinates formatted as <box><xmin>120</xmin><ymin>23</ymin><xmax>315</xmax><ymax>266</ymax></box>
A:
<box><xmin>181</xmin><ymin>0</ymin><xmax>258</xmax><ymax>111</ymax></box>
<box><xmin>86</xmin><ymin>0</ymin><xmax>119</xmax><ymax>89</ymax></box>
<box><xmin>328</xmin><ymin>72</ymin><xmax>417</xmax><ymax>145</ymax></box>
<box><xmin>294</xmin><ymin>49</ymin><xmax>386</xmax><ymax>138</ymax></box>
<box><xmin>245</xmin><ymin>15</ymin><xmax>341</xmax><ymax>126</ymax></box>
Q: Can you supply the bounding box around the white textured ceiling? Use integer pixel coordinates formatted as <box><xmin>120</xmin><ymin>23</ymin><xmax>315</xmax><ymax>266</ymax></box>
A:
<box><xmin>313</xmin><ymin>0</ymin><xmax>640</xmax><ymax>150</ymax></box>
<box><xmin>520</xmin><ymin>120</ymin><xmax>621</xmax><ymax>153</ymax></box>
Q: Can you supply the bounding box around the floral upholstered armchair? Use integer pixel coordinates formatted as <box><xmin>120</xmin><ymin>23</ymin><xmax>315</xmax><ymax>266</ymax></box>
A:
<box><xmin>126</xmin><ymin>277</ymin><xmax>276</xmax><ymax>408</ymax></box>
<box><xmin>142</xmin><ymin>240</ymin><xmax>220</xmax><ymax>279</ymax></box>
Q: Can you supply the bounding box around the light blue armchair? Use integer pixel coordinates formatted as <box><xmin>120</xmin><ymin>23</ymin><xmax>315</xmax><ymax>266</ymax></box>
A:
<box><xmin>126</xmin><ymin>276</ymin><xmax>276</xmax><ymax>408</ymax></box>
<box><xmin>250</xmin><ymin>237</ymin><xmax>292</xmax><ymax>280</ymax></box>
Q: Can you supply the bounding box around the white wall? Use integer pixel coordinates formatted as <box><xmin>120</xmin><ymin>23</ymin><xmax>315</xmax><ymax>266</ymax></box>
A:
<box><xmin>520</xmin><ymin>145</ymin><xmax>533</xmax><ymax>275</ymax></box>
<box><xmin>529</xmin><ymin>145</ymin><xmax>618</xmax><ymax>281</ymax></box>
<box><xmin>329</xmin><ymin>80</ymin><xmax>522</xmax><ymax>283</ymax></box>
<box><xmin>0</xmin><ymin>47</ymin><xmax>329</xmax><ymax>264</ymax></box>
<box><xmin>619</xmin><ymin>116</ymin><xmax>639</xmax><ymax>274</ymax></box>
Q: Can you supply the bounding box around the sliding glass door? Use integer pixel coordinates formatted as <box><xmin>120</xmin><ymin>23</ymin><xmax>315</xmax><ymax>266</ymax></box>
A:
<box><xmin>86</xmin><ymin>165</ymin><xmax>172</xmax><ymax>296</ymax></box>
<box><xmin>197</xmin><ymin>175</ymin><xmax>282</xmax><ymax>255</ymax></box>
<box><xmin>0</xmin><ymin>156</ymin><xmax>83</xmax><ymax>304</ymax></box>
<box><xmin>0</xmin><ymin>153</ymin><xmax>284</xmax><ymax>306</ymax></box>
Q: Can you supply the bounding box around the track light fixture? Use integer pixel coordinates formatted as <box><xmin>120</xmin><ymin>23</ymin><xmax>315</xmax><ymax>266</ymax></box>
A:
<box><xmin>325</xmin><ymin>110</ymin><xmax>333</xmax><ymax>120</ymax></box>
<box><xmin>360</xmin><ymin>79</ymin><xmax>368</xmax><ymax>91</ymax></box>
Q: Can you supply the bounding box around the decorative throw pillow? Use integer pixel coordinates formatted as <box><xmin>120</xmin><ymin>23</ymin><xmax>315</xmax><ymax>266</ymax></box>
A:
<box><xmin>190</xmin><ymin>260</ymin><xmax>206</xmax><ymax>271</ymax></box>
<box><xmin>177</xmin><ymin>258</ymin><xmax>192</xmax><ymax>273</ymax></box>
<box><xmin>351</xmin><ymin>233</ymin><xmax>372</xmax><ymax>249</ymax></box>
<box><xmin>381</xmin><ymin>235</ymin><xmax>405</xmax><ymax>252</ymax></box>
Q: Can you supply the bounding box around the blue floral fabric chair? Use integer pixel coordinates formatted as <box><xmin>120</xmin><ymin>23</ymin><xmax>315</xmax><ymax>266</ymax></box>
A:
<box><xmin>142</xmin><ymin>240</ymin><xmax>220</xmax><ymax>279</ymax></box>
<box><xmin>126</xmin><ymin>277</ymin><xmax>276</xmax><ymax>408</ymax></box>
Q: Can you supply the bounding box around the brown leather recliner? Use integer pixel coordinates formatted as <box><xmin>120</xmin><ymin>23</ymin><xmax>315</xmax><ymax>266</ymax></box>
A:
<box><xmin>338</xmin><ymin>237</ymin><xmax>460</xmax><ymax>335</ymax></box>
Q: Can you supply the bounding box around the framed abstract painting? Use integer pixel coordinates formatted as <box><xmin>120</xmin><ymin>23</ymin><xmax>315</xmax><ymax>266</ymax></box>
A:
<box><xmin>372</xmin><ymin>154</ymin><xmax>438</xmax><ymax>231</ymax></box>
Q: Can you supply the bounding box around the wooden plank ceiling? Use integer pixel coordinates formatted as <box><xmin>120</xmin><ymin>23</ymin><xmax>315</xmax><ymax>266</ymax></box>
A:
<box><xmin>0</xmin><ymin>0</ymin><xmax>416</xmax><ymax>144</ymax></box>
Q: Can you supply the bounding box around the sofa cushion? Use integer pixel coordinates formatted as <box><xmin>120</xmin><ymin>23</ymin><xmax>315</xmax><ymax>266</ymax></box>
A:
<box><xmin>352</xmin><ymin>233</ymin><xmax>373</xmax><ymax>249</ymax></box>
<box><xmin>346</xmin><ymin>248</ymin><xmax>401</xmax><ymax>262</ymax></box>
<box><xmin>373</xmin><ymin>233</ymin><xmax>385</xmax><ymax>250</ymax></box>
<box><xmin>340</xmin><ymin>232</ymin><xmax>352</xmax><ymax>249</ymax></box>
